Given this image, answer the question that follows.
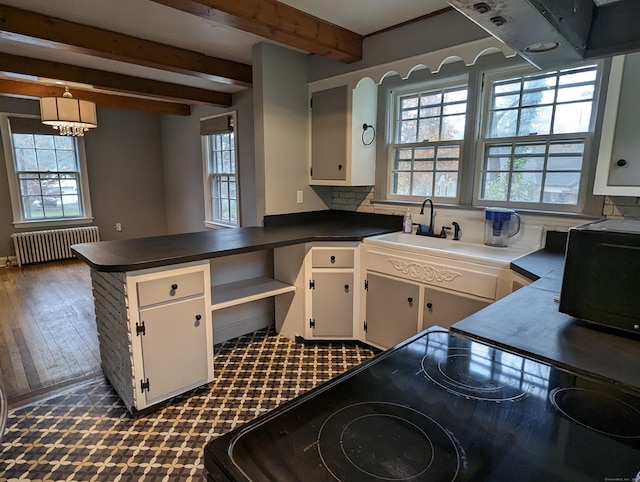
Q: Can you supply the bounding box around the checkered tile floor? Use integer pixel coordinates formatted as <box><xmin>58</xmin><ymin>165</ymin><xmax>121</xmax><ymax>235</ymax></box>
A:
<box><xmin>0</xmin><ymin>327</ymin><xmax>377</xmax><ymax>481</ymax></box>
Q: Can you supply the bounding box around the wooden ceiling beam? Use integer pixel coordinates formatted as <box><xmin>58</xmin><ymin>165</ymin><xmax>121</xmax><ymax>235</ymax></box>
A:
<box><xmin>0</xmin><ymin>78</ymin><xmax>192</xmax><ymax>116</ymax></box>
<box><xmin>150</xmin><ymin>0</ymin><xmax>363</xmax><ymax>63</ymax></box>
<box><xmin>0</xmin><ymin>53</ymin><xmax>232</xmax><ymax>107</ymax></box>
<box><xmin>0</xmin><ymin>4</ymin><xmax>252</xmax><ymax>87</ymax></box>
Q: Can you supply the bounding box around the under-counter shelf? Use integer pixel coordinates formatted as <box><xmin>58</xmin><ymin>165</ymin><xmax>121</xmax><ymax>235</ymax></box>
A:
<box><xmin>211</xmin><ymin>277</ymin><xmax>295</xmax><ymax>311</ymax></box>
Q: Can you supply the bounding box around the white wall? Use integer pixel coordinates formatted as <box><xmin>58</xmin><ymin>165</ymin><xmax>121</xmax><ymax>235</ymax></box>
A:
<box><xmin>252</xmin><ymin>42</ymin><xmax>331</xmax><ymax>222</ymax></box>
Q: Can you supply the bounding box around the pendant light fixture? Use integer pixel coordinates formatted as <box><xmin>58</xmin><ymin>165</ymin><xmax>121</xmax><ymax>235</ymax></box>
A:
<box><xmin>40</xmin><ymin>87</ymin><xmax>97</xmax><ymax>136</ymax></box>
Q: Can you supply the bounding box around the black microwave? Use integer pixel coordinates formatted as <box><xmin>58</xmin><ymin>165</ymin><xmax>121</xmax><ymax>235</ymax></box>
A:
<box><xmin>559</xmin><ymin>218</ymin><xmax>640</xmax><ymax>335</ymax></box>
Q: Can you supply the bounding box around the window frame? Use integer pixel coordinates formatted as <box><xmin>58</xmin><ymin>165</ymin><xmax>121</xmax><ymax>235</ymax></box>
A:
<box><xmin>1</xmin><ymin>113</ymin><xmax>93</xmax><ymax>228</ymax></box>
<box><xmin>201</xmin><ymin>111</ymin><xmax>240</xmax><ymax>228</ymax></box>
<box><xmin>386</xmin><ymin>74</ymin><xmax>469</xmax><ymax>204</ymax></box>
<box><xmin>472</xmin><ymin>62</ymin><xmax>604</xmax><ymax>213</ymax></box>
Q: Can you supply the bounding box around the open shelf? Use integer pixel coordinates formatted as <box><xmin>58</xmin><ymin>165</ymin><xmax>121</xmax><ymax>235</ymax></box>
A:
<box><xmin>211</xmin><ymin>276</ymin><xmax>295</xmax><ymax>311</ymax></box>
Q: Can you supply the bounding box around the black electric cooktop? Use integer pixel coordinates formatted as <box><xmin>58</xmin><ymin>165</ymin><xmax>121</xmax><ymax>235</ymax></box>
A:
<box><xmin>204</xmin><ymin>329</ymin><xmax>640</xmax><ymax>481</ymax></box>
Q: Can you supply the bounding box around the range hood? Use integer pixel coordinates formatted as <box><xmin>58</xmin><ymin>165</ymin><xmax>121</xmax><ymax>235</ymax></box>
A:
<box><xmin>448</xmin><ymin>0</ymin><xmax>640</xmax><ymax>68</ymax></box>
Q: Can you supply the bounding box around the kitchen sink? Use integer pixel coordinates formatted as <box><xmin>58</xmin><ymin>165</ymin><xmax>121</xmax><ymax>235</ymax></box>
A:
<box><xmin>363</xmin><ymin>232</ymin><xmax>535</xmax><ymax>266</ymax></box>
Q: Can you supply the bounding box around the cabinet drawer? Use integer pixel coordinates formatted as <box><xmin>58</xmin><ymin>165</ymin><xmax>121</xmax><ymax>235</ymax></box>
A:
<box><xmin>311</xmin><ymin>249</ymin><xmax>354</xmax><ymax>268</ymax></box>
<box><xmin>137</xmin><ymin>271</ymin><xmax>205</xmax><ymax>307</ymax></box>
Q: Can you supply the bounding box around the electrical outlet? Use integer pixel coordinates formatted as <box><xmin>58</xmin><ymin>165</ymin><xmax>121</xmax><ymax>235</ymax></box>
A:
<box><xmin>114</xmin><ymin>223</ymin><xmax>122</xmax><ymax>232</ymax></box>
<box><xmin>296</xmin><ymin>190</ymin><xmax>303</xmax><ymax>204</ymax></box>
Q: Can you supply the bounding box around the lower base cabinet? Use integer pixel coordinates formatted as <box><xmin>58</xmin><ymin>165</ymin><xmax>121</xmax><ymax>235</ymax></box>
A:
<box><xmin>138</xmin><ymin>296</ymin><xmax>209</xmax><ymax>406</ymax></box>
<box><xmin>422</xmin><ymin>286</ymin><xmax>490</xmax><ymax>330</ymax></box>
<box><xmin>309</xmin><ymin>271</ymin><xmax>354</xmax><ymax>338</ymax></box>
<box><xmin>364</xmin><ymin>273</ymin><xmax>420</xmax><ymax>349</ymax></box>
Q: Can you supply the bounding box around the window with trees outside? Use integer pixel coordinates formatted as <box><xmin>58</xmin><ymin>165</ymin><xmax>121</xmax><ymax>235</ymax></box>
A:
<box><xmin>476</xmin><ymin>64</ymin><xmax>600</xmax><ymax>210</ymax></box>
<box><xmin>1</xmin><ymin>114</ymin><xmax>92</xmax><ymax>227</ymax></box>
<box><xmin>201</xmin><ymin>113</ymin><xmax>239</xmax><ymax>227</ymax></box>
<box><xmin>388</xmin><ymin>78</ymin><xmax>468</xmax><ymax>202</ymax></box>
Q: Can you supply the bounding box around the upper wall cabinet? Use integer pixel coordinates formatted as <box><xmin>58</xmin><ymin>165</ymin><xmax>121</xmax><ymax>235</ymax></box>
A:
<box><xmin>309</xmin><ymin>78</ymin><xmax>377</xmax><ymax>186</ymax></box>
<box><xmin>594</xmin><ymin>54</ymin><xmax>640</xmax><ymax>196</ymax></box>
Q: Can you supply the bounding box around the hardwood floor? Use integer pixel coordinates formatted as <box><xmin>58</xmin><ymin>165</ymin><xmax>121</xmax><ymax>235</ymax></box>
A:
<box><xmin>0</xmin><ymin>260</ymin><xmax>100</xmax><ymax>406</ymax></box>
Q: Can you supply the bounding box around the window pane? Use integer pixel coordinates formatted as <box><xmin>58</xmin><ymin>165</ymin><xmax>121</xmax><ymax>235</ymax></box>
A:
<box><xmin>401</xmin><ymin>96</ymin><xmax>419</xmax><ymax>109</ymax></box>
<box><xmin>543</xmin><ymin>172</ymin><xmax>581</xmax><ymax>204</ymax></box>
<box><xmin>514</xmin><ymin>143</ymin><xmax>546</xmax><ymax>170</ymax></box>
<box><xmin>553</xmin><ymin>101</ymin><xmax>592</xmax><ymax>133</ymax></box>
<box><xmin>37</xmin><ymin>149</ymin><xmax>57</xmax><ymax>171</ymax></box>
<box><xmin>482</xmin><ymin>172</ymin><xmax>509</xmax><ymax>201</ymax></box>
<box><xmin>412</xmin><ymin>172</ymin><xmax>433</xmax><ymax>197</ymax></box>
<box><xmin>14</xmin><ymin>148</ymin><xmax>37</xmax><ymax>171</ymax></box>
<box><xmin>493</xmin><ymin>93</ymin><xmax>519</xmax><ymax>109</ymax></box>
<box><xmin>489</xmin><ymin>110</ymin><xmax>517</xmax><ymax>138</ymax></box>
<box><xmin>547</xmin><ymin>142</ymin><xmax>584</xmax><ymax>170</ymax></box>
<box><xmin>420</xmin><ymin>92</ymin><xmax>441</xmax><ymax>106</ymax></box>
<box><xmin>34</xmin><ymin>135</ymin><xmax>55</xmax><ymax>149</ymax></box>
<box><xmin>441</xmin><ymin>114</ymin><xmax>465</xmax><ymax>140</ymax></box>
<box><xmin>401</xmin><ymin>108</ymin><xmax>418</xmax><ymax>120</ymax></box>
<box><xmin>417</xmin><ymin>118</ymin><xmax>439</xmax><ymax>142</ymax></box>
<box><xmin>557</xmin><ymin>85</ymin><xmax>594</xmax><ymax>103</ymax></box>
<box><xmin>510</xmin><ymin>172</ymin><xmax>542</xmax><ymax>202</ymax></box>
<box><xmin>518</xmin><ymin>106</ymin><xmax>552</xmax><ymax>136</ymax></box>
<box><xmin>399</xmin><ymin>120</ymin><xmax>418</xmax><ymax>143</ymax></box>
<box><xmin>392</xmin><ymin>172</ymin><xmax>411</xmax><ymax>196</ymax></box>
<box><xmin>13</xmin><ymin>133</ymin><xmax>35</xmax><ymax>149</ymax></box>
<box><xmin>443</xmin><ymin>88</ymin><xmax>467</xmax><ymax>103</ymax></box>
<box><xmin>435</xmin><ymin>172</ymin><xmax>458</xmax><ymax>197</ymax></box>
<box><xmin>485</xmin><ymin>145</ymin><xmax>512</xmax><ymax>171</ymax></box>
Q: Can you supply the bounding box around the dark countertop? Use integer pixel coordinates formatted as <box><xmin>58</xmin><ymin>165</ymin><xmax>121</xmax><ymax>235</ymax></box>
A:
<box><xmin>452</xmin><ymin>239</ymin><xmax>640</xmax><ymax>394</ymax></box>
<box><xmin>71</xmin><ymin>210</ymin><xmax>402</xmax><ymax>272</ymax></box>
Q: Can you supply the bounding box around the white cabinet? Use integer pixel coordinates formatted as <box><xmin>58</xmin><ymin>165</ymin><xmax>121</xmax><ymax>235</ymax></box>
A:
<box><xmin>127</xmin><ymin>262</ymin><xmax>214</xmax><ymax>412</ymax></box>
<box><xmin>275</xmin><ymin>242</ymin><xmax>360</xmax><ymax>341</ymax></box>
<box><xmin>309</xmin><ymin>78</ymin><xmax>377</xmax><ymax>186</ymax></box>
<box><xmin>595</xmin><ymin>54</ymin><xmax>640</xmax><ymax>196</ymax></box>
<box><xmin>363</xmin><ymin>245</ymin><xmax>501</xmax><ymax>349</ymax></box>
<box><xmin>305</xmin><ymin>247</ymin><xmax>356</xmax><ymax>339</ymax></box>
<box><xmin>137</xmin><ymin>297</ymin><xmax>208</xmax><ymax>406</ymax></box>
<box><xmin>422</xmin><ymin>286</ymin><xmax>490</xmax><ymax>330</ymax></box>
<box><xmin>364</xmin><ymin>273</ymin><xmax>420</xmax><ymax>349</ymax></box>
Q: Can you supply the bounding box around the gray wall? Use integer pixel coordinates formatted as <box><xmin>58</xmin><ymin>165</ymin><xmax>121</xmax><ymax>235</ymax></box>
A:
<box><xmin>253</xmin><ymin>42</ymin><xmax>331</xmax><ymax>222</ymax></box>
<box><xmin>0</xmin><ymin>98</ymin><xmax>168</xmax><ymax>258</ymax></box>
<box><xmin>161</xmin><ymin>89</ymin><xmax>257</xmax><ymax>233</ymax></box>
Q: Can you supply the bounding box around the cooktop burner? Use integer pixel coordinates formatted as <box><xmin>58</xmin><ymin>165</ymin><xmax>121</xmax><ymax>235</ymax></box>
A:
<box><xmin>550</xmin><ymin>387</ymin><xmax>640</xmax><ymax>439</ymax></box>
<box><xmin>318</xmin><ymin>402</ymin><xmax>464</xmax><ymax>481</ymax></box>
<box><xmin>204</xmin><ymin>328</ymin><xmax>640</xmax><ymax>482</ymax></box>
<box><xmin>421</xmin><ymin>349</ymin><xmax>532</xmax><ymax>402</ymax></box>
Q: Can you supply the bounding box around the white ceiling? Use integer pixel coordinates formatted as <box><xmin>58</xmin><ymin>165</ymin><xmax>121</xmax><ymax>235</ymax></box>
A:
<box><xmin>0</xmin><ymin>0</ymin><xmax>451</xmax><ymax>95</ymax></box>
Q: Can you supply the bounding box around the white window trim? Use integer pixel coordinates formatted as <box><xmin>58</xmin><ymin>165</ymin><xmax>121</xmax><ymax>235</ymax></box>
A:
<box><xmin>1</xmin><ymin>113</ymin><xmax>93</xmax><ymax>229</ymax></box>
<box><xmin>201</xmin><ymin>111</ymin><xmax>240</xmax><ymax>229</ymax></box>
<box><xmin>472</xmin><ymin>62</ymin><xmax>604</xmax><ymax>214</ymax></box>
<box><xmin>386</xmin><ymin>74</ymin><xmax>469</xmax><ymax>204</ymax></box>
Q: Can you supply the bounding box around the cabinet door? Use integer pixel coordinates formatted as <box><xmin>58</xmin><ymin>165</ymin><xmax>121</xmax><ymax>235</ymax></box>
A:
<box><xmin>310</xmin><ymin>272</ymin><xmax>354</xmax><ymax>338</ymax></box>
<box><xmin>607</xmin><ymin>53</ymin><xmax>640</xmax><ymax>187</ymax></box>
<box><xmin>422</xmin><ymin>287</ymin><xmax>490</xmax><ymax>330</ymax></box>
<box><xmin>311</xmin><ymin>86</ymin><xmax>347</xmax><ymax>181</ymax></box>
<box><xmin>365</xmin><ymin>273</ymin><xmax>419</xmax><ymax>349</ymax></box>
<box><xmin>139</xmin><ymin>297</ymin><xmax>208</xmax><ymax>404</ymax></box>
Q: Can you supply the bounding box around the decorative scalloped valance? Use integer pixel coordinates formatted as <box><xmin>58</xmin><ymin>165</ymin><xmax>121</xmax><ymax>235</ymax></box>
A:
<box><xmin>309</xmin><ymin>37</ymin><xmax>517</xmax><ymax>92</ymax></box>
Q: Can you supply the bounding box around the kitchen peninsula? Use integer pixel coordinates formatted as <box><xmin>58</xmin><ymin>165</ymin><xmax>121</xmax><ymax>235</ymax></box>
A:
<box><xmin>71</xmin><ymin>210</ymin><xmax>402</xmax><ymax>414</ymax></box>
<box><xmin>72</xmin><ymin>209</ymin><xmax>640</xmax><ymax>415</ymax></box>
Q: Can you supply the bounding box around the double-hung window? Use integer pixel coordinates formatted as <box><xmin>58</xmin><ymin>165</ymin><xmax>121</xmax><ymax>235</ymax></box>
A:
<box><xmin>388</xmin><ymin>77</ymin><xmax>468</xmax><ymax>202</ymax></box>
<box><xmin>1</xmin><ymin>114</ymin><xmax>92</xmax><ymax>227</ymax></box>
<box><xmin>476</xmin><ymin>64</ymin><xmax>601</xmax><ymax>211</ymax></box>
<box><xmin>201</xmin><ymin>113</ymin><xmax>239</xmax><ymax>227</ymax></box>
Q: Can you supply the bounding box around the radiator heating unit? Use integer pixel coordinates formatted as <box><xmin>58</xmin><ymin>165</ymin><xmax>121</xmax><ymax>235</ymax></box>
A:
<box><xmin>11</xmin><ymin>226</ymin><xmax>100</xmax><ymax>267</ymax></box>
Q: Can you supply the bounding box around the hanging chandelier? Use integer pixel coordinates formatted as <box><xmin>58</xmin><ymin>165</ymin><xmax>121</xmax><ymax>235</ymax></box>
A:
<box><xmin>40</xmin><ymin>87</ymin><xmax>97</xmax><ymax>136</ymax></box>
